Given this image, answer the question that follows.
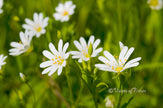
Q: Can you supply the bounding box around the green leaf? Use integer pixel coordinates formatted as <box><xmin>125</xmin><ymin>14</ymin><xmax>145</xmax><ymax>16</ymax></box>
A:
<box><xmin>121</xmin><ymin>96</ymin><xmax>134</xmax><ymax>108</ymax></box>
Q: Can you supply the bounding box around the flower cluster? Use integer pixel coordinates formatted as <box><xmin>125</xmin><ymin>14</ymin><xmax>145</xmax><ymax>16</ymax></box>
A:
<box><xmin>0</xmin><ymin>1</ymin><xmax>143</xmax><ymax>107</ymax></box>
<box><xmin>9</xmin><ymin>12</ymin><xmax>49</xmax><ymax>56</ymax></box>
<box><xmin>0</xmin><ymin>0</ymin><xmax>141</xmax><ymax>76</ymax></box>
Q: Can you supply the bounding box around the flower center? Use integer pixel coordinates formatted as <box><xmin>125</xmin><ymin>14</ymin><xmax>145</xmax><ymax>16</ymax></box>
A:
<box><xmin>115</xmin><ymin>67</ymin><xmax>122</xmax><ymax>72</ymax></box>
<box><xmin>36</xmin><ymin>26</ymin><xmax>42</xmax><ymax>32</ymax></box>
<box><xmin>82</xmin><ymin>49</ymin><xmax>90</xmax><ymax>58</ymax></box>
<box><xmin>63</xmin><ymin>11</ymin><xmax>69</xmax><ymax>16</ymax></box>
<box><xmin>52</xmin><ymin>56</ymin><xmax>64</xmax><ymax>65</ymax></box>
<box><xmin>149</xmin><ymin>0</ymin><xmax>159</xmax><ymax>6</ymax></box>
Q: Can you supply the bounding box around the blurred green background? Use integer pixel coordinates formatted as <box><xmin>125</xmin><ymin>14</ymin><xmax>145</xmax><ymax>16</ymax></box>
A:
<box><xmin>0</xmin><ymin>0</ymin><xmax>163</xmax><ymax>108</ymax></box>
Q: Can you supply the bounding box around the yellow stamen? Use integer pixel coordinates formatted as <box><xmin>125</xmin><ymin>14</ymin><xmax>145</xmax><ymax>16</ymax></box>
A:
<box><xmin>115</xmin><ymin>56</ymin><xmax>118</xmax><ymax>58</ymax></box>
<box><xmin>63</xmin><ymin>11</ymin><xmax>69</xmax><ymax>16</ymax></box>
<box><xmin>53</xmin><ymin>61</ymin><xmax>56</xmax><ymax>64</ymax></box>
<box><xmin>120</xmin><ymin>60</ymin><xmax>122</xmax><ymax>62</ymax></box>
<box><xmin>112</xmin><ymin>66</ymin><xmax>114</xmax><ymax>69</ymax></box>
<box><xmin>115</xmin><ymin>67</ymin><xmax>122</xmax><ymax>72</ymax></box>
<box><xmin>107</xmin><ymin>63</ymin><xmax>109</xmax><ymax>65</ymax></box>
<box><xmin>36</xmin><ymin>26</ymin><xmax>42</xmax><ymax>32</ymax></box>
<box><xmin>52</xmin><ymin>58</ymin><xmax>54</xmax><ymax>61</ymax></box>
<box><xmin>85</xmin><ymin>54</ymin><xmax>90</xmax><ymax>58</ymax></box>
<box><xmin>149</xmin><ymin>0</ymin><xmax>159</xmax><ymax>6</ymax></box>
<box><xmin>19</xmin><ymin>41</ymin><xmax>22</xmax><ymax>44</ymax></box>
<box><xmin>86</xmin><ymin>46</ymin><xmax>88</xmax><ymax>48</ymax></box>
<box><xmin>113</xmin><ymin>61</ymin><xmax>115</xmax><ymax>63</ymax></box>
<box><xmin>125</xmin><ymin>59</ymin><xmax>127</xmax><ymax>61</ymax></box>
<box><xmin>58</xmin><ymin>56</ymin><xmax>61</xmax><ymax>58</ymax></box>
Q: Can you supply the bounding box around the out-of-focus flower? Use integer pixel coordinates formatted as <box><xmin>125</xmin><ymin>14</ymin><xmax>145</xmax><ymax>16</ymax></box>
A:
<box><xmin>147</xmin><ymin>0</ymin><xmax>162</xmax><ymax>10</ymax></box>
<box><xmin>0</xmin><ymin>0</ymin><xmax>3</xmax><ymax>14</ymax></box>
<box><xmin>53</xmin><ymin>1</ymin><xmax>76</xmax><ymax>22</ymax></box>
<box><xmin>40</xmin><ymin>39</ymin><xmax>69</xmax><ymax>76</ymax></box>
<box><xmin>71</xmin><ymin>35</ymin><xmax>103</xmax><ymax>63</ymax></box>
<box><xmin>9</xmin><ymin>31</ymin><xmax>33</xmax><ymax>56</ymax></box>
<box><xmin>105</xmin><ymin>96</ymin><xmax>115</xmax><ymax>108</ymax></box>
<box><xmin>95</xmin><ymin>42</ymin><xmax>141</xmax><ymax>73</ymax></box>
<box><xmin>23</xmin><ymin>13</ymin><xmax>49</xmax><ymax>37</ymax></box>
<box><xmin>19</xmin><ymin>72</ymin><xmax>26</xmax><ymax>82</ymax></box>
<box><xmin>0</xmin><ymin>54</ymin><xmax>7</xmax><ymax>70</ymax></box>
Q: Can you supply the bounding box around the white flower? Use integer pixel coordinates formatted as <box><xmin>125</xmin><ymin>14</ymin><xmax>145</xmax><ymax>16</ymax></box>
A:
<box><xmin>147</xmin><ymin>0</ymin><xmax>162</xmax><ymax>10</ymax></box>
<box><xmin>53</xmin><ymin>1</ymin><xmax>76</xmax><ymax>22</ymax></box>
<box><xmin>9</xmin><ymin>31</ymin><xmax>33</xmax><ymax>56</ymax></box>
<box><xmin>105</xmin><ymin>97</ymin><xmax>114</xmax><ymax>108</ymax></box>
<box><xmin>19</xmin><ymin>72</ymin><xmax>25</xmax><ymax>81</ymax></box>
<box><xmin>0</xmin><ymin>54</ymin><xmax>7</xmax><ymax>70</ymax></box>
<box><xmin>95</xmin><ymin>42</ymin><xmax>141</xmax><ymax>73</ymax></box>
<box><xmin>23</xmin><ymin>13</ymin><xmax>49</xmax><ymax>38</ymax></box>
<box><xmin>40</xmin><ymin>39</ymin><xmax>69</xmax><ymax>76</ymax></box>
<box><xmin>0</xmin><ymin>0</ymin><xmax>3</xmax><ymax>14</ymax></box>
<box><xmin>70</xmin><ymin>35</ymin><xmax>103</xmax><ymax>63</ymax></box>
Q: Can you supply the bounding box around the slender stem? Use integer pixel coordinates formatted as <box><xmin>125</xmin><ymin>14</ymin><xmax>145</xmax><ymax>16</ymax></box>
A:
<box><xmin>26</xmin><ymin>82</ymin><xmax>36</xmax><ymax>108</ymax></box>
<box><xmin>75</xmin><ymin>81</ymin><xmax>84</xmax><ymax>106</ymax></box>
<box><xmin>66</xmin><ymin>74</ymin><xmax>74</xmax><ymax>106</ymax></box>
<box><xmin>117</xmin><ymin>76</ymin><xmax>121</xmax><ymax>108</ymax></box>
<box><xmin>79</xmin><ymin>71</ymin><xmax>98</xmax><ymax>108</ymax></box>
<box><xmin>75</xmin><ymin>61</ymin><xmax>98</xmax><ymax>108</ymax></box>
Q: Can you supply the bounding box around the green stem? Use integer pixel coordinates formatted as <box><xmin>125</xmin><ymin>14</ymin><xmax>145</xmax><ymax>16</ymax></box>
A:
<box><xmin>75</xmin><ymin>81</ymin><xmax>84</xmax><ymax>106</ymax></box>
<box><xmin>79</xmin><ymin>71</ymin><xmax>98</xmax><ymax>108</ymax></box>
<box><xmin>26</xmin><ymin>82</ymin><xmax>36</xmax><ymax>108</ymax></box>
<box><xmin>117</xmin><ymin>76</ymin><xmax>121</xmax><ymax>108</ymax></box>
<box><xmin>66</xmin><ymin>74</ymin><xmax>74</xmax><ymax>106</ymax></box>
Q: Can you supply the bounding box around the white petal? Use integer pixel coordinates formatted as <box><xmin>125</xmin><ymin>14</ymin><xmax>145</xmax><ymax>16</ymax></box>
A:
<box><xmin>119</xmin><ymin>46</ymin><xmax>128</xmax><ymax>62</ymax></box>
<box><xmin>88</xmin><ymin>35</ymin><xmax>95</xmax><ymax>46</ymax></box>
<box><xmin>25</xmin><ymin>18</ymin><xmax>34</xmax><ymax>26</ymax></box>
<box><xmin>104</xmin><ymin>51</ymin><xmax>118</xmax><ymax>65</ymax></box>
<box><xmin>93</xmin><ymin>39</ymin><xmax>100</xmax><ymax>49</ymax></box>
<box><xmin>74</xmin><ymin>41</ymin><xmax>82</xmax><ymax>50</ymax></box>
<box><xmin>124</xmin><ymin>47</ymin><xmax>134</xmax><ymax>61</ymax></box>
<box><xmin>98</xmin><ymin>56</ymin><xmax>110</xmax><ymax>64</ymax></box>
<box><xmin>61</xmin><ymin>16</ymin><xmax>69</xmax><ymax>22</ymax></box>
<box><xmin>64</xmin><ymin>53</ymin><xmax>69</xmax><ymax>59</ymax></box>
<box><xmin>49</xmin><ymin>43</ymin><xmax>58</xmax><ymax>55</ymax></box>
<box><xmin>78</xmin><ymin>58</ymin><xmax>82</xmax><ymax>62</ymax></box>
<box><xmin>123</xmin><ymin>62</ymin><xmax>139</xmax><ymax>71</ymax></box>
<box><xmin>58</xmin><ymin>39</ymin><xmax>63</xmax><ymax>52</ymax></box>
<box><xmin>91</xmin><ymin>48</ymin><xmax>103</xmax><ymax>57</ymax></box>
<box><xmin>80</xmin><ymin>37</ymin><xmax>87</xmax><ymax>48</ymax></box>
<box><xmin>33</xmin><ymin>13</ymin><xmax>38</xmax><ymax>22</ymax></box>
<box><xmin>72</xmin><ymin>55</ymin><xmax>80</xmax><ymax>59</ymax></box>
<box><xmin>57</xmin><ymin>67</ymin><xmax>63</xmax><ymax>75</ymax></box>
<box><xmin>42</xmin><ymin>66</ymin><xmax>52</xmax><ymax>74</ymax></box>
<box><xmin>124</xmin><ymin>57</ymin><xmax>141</xmax><ymax>67</ymax></box>
<box><xmin>48</xmin><ymin>65</ymin><xmax>58</xmax><ymax>76</ymax></box>
<box><xmin>70</xmin><ymin>51</ymin><xmax>80</xmax><ymax>55</ymax></box>
<box><xmin>40</xmin><ymin>61</ymin><xmax>52</xmax><ymax>68</ymax></box>
<box><xmin>43</xmin><ymin>50</ymin><xmax>54</xmax><ymax>59</ymax></box>
<box><xmin>53</xmin><ymin>13</ymin><xmax>62</xmax><ymax>20</ymax></box>
<box><xmin>119</xmin><ymin>41</ymin><xmax>124</xmax><ymax>50</ymax></box>
<box><xmin>63</xmin><ymin>42</ymin><xmax>69</xmax><ymax>53</ymax></box>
